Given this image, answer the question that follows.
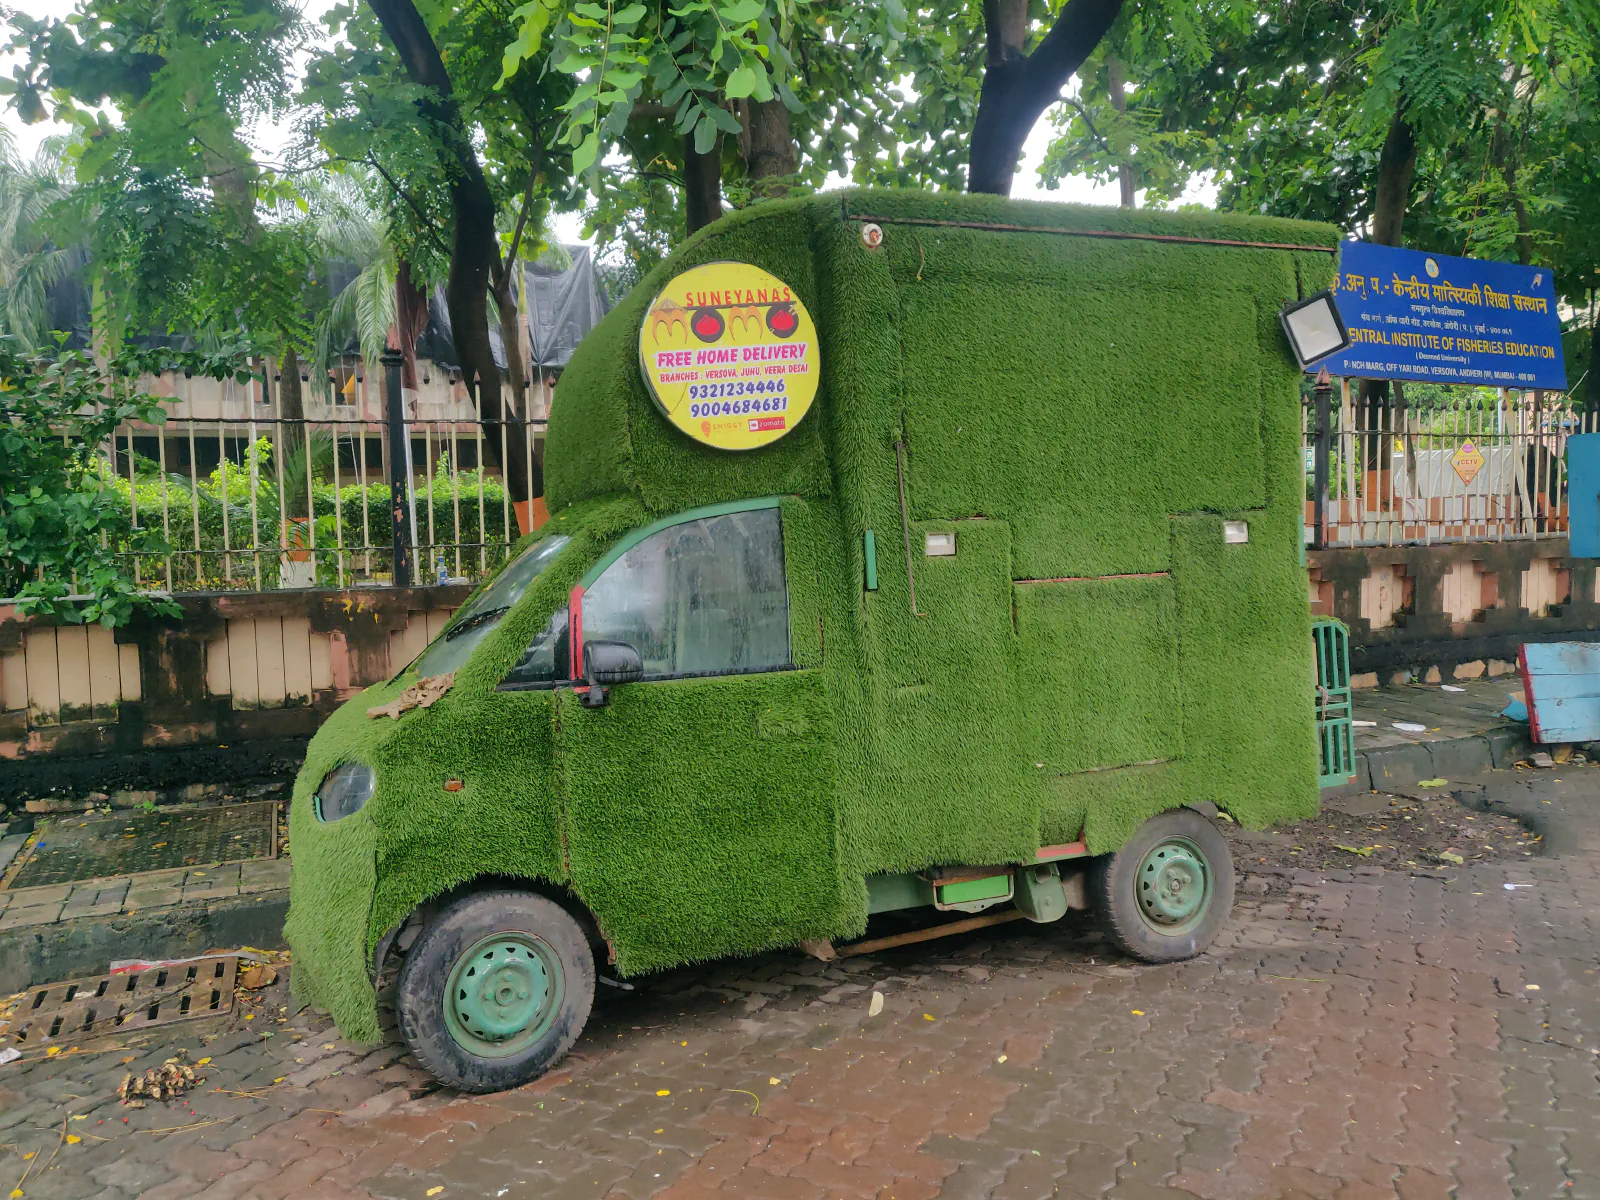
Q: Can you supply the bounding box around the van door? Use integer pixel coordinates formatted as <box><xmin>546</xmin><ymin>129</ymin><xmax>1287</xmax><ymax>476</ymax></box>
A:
<box><xmin>555</xmin><ymin>500</ymin><xmax>844</xmax><ymax>974</ymax></box>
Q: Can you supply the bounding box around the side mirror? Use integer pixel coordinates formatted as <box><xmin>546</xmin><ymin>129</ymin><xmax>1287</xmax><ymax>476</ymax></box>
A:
<box><xmin>580</xmin><ymin>640</ymin><xmax>644</xmax><ymax>707</ymax></box>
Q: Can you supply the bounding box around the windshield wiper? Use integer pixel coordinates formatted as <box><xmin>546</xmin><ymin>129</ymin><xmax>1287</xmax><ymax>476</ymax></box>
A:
<box><xmin>445</xmin><ymin>605</ymin><xmax>510</xmax><ymax>640</ymax></box>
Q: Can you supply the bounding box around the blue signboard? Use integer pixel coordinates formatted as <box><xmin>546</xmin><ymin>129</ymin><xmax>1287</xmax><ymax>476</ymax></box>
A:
<box><xmin>1315</xmin><ymin>241</ymin><xmax>1566</xmax><ymax>389</ymax></box>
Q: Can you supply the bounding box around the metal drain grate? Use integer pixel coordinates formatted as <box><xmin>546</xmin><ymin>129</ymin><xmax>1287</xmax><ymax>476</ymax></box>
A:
<box><xmin>0</xmin><ymin>956</ymin><xmax>238</xmax><ymax>1045</ymax></box>
<box><xmin>4</xmin><ymin>802</ymin><xmax>277</xmax><ymax>890</ymax></box>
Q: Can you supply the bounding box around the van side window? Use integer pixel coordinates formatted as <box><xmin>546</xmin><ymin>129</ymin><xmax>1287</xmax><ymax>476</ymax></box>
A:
<box><xmin>498</xmin><ymin>608</ymin><xmax>570</xmax><ymax>690</ymax></box>
<box><xmin>582</xmin><ymin>508</ymin><xmax>791</xmax><ymax>680</ymax></box>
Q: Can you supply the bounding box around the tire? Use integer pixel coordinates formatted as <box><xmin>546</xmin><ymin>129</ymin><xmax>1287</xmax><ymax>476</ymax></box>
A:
<box><xmin>1092</xmin><ymin>808</ymin><xmax>1234</xmax><ymax>964</ymax></box>
<box><xmin>396</xmin><ymin>889</ymin><xmax>596</xmax><ymax>1093</ymax></box>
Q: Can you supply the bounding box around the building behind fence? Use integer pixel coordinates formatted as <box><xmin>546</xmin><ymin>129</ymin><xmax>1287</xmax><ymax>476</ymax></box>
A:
<box><xmin>111</xmin><ymin>357</ymin><xmax>547</xmax><ymax>593</ymax></box>
<box><xmin>36</xmin><ymin>245</ymin><xmax>612</xmax><ymax>597</ymax></box>
<box><xmin>1304</xmin><ymin>381</ymin><xmax>1581</xmax><ymax>548</ymax></box>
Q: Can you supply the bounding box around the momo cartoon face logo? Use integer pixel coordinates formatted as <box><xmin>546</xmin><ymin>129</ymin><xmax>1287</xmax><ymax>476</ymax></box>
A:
<box><xmin>766</xmin><ymin>303</ymin><xmax>798</xmax><ymax>338</ymax></box>
<box><xmin>640</xmin><ymin>261</ymin><xmax>820</xmax><ymax>452</ymax></box>
<box><xmin>691</xmin><ymin>308</ymin><xmax>725</xmax><ymax>342</ymax></box>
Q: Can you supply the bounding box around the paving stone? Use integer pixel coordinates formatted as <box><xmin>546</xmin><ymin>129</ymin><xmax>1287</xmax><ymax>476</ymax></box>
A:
<box><xmin>181</xmin><ymin>863</ymin><xmax>242</xmax><ymax>902</ymax></box>
<box><xmin>0</xmin><ymin>900</ymin><xmax>64</xmax><ymax>927</ymax></box>
<box><xmin>238</xmin><ymin>859</ymin><xmax>291</xmax><ymax>894</ymax></box>
<box><xmin>9</xmin><ymin>882</ymin><xmax>78</xmax><ymax>906</ymax></box>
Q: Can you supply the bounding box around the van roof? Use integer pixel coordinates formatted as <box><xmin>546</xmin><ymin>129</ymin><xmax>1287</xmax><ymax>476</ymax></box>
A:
<box><xmin>545</xmin><ymin>188</ymin><xmax>1339</xmax><ymax>521</ymax></box>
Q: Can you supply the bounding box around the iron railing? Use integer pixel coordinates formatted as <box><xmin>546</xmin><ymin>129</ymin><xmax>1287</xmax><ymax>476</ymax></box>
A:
<box><xmin>95</xmin><ymin>358</ymin><xmax>548</xmax><ymax>593</ymax></box>
<box><xmin>1304</xmin><ymin>383</ymin><xmax>1579</xmax><ymax>547</ymax></box>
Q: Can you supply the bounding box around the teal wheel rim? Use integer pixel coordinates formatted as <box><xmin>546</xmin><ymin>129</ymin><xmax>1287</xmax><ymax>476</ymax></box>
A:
<box><xmin>1136</xmin><ymin>837</ymin><xmax>1211</xmax><ymax>935</ymax></box>
<box><xmin>442</xmin><ymin>932</ymin><xmax>563</xmax><ymax>1058</ymax></box>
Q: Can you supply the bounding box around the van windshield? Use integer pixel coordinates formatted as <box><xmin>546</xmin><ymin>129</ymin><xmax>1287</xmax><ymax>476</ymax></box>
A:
<box><xmin>413</xmin><ymin>535</ymin><xmax>571</xmax><ymax>678</ymax></box>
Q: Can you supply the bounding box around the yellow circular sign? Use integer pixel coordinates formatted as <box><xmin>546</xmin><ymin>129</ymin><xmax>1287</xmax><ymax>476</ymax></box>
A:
<box><xmin>638</xmin><ymin>261</ymin><xmax>819</xmax><ymax>451</ymax></box>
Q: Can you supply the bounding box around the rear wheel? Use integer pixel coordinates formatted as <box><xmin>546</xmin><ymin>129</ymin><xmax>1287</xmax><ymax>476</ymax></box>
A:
<box><xmin>1093</xmin><ymin>808</ymin><xmax>1233</xmax><ymax>963</ymax></box>
<box><xmin>397</xmin><ymin>890</ymin><xmax>595</xmax><ymax>1093</ymax></box>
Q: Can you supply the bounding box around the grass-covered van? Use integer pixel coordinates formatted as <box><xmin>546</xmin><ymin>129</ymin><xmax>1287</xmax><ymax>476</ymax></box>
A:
<box><xmin>286</xmin><ymin>189</ymin><xmax>1337</xmax><ymax>1091</ymax></box>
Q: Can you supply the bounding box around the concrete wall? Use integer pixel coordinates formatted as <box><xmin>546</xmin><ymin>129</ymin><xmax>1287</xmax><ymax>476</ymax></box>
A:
<box><xmin>0</xmin><ymin>585</ymin><xmax>470</xmax><ymax>767</ymax></box>
<box><xmin>1308</xmin><ymin>537</ymin><xmax>1600</xmax><ymax>686</ymax></box>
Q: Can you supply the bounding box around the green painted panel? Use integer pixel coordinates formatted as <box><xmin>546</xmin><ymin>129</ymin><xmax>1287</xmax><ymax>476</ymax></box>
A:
<box><xmin>937</xmin><ymin>874</ymin><xmax>1012</xmax><ymax>905</ymax></box>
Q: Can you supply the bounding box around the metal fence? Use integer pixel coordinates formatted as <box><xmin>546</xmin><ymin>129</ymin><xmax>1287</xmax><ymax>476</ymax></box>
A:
<box><xmin>1304</xmin><ymin>381</ymin><xmax>1582</xmax><ymax>548</ymax></box>
<box><xmin>103</xmin><ymin>357</ymin><xmax>548</xmax><ymax>593</ymax></box>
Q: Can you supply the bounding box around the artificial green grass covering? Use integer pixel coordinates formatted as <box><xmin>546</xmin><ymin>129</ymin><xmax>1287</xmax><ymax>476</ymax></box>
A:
<box><xmin>289</xmin><ymin>189</ymin><xmax>1333</xmax><ymax>1041</ymax></box>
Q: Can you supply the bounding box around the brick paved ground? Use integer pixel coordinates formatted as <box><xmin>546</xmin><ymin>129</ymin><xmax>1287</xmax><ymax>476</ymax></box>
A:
<box><xmin>2</xmin><ymin>769</ymin><xmax>1598</xmax><ymax>1200</ymax></box>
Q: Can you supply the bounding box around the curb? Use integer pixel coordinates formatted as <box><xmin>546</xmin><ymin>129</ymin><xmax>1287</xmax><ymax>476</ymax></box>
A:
<box><xmin>1</xmin><ymin>890</ymin><xmax>289</xmax><ymax>993</ymax></box>
<box><xmin>1321</xmin><ymin>725</ymin><xmax>1534</xmax><ymax>800</ymax></box>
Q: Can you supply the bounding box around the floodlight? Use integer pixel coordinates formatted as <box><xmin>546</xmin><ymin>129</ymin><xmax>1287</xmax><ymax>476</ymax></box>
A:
<box><xmin>1279</xmin><ymin>290</ymin><xmax>1350</xmax><ymax>369</ymax></box>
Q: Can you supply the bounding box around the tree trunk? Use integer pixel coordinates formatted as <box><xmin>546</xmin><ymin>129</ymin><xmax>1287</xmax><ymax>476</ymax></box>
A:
<box><xmin>967</xmin><ymin>0</ymin><xmax>1126</xmax><ymax>195</ymax></box>
<box><xmin>745</xmin><ymin>99</ymin><xmax>797</xmax><ymax>198</ymax></box>
<box><xmin>1370</xmin><ymin>106</ymin><xmax>1417</xmax><ymax>249</ymax></box>
<box><xmin>1358</xmin><ymin>100</ymin><xmax>1419</xmax><ymax>494</ymax></box>
<box><xmin>393</xmin><ymin>261</ymin><xmax>429</xmax><ymax>393</ymax></box>
<box><xmin>276</xmin><ymin>349</ymin><xmax>308</xmax><ymax>521</ymax></box>
<box><xmin>1491</xmin><ymin>120</ymin><xmax>1535</xmax><ymax>266</ymax></box>
<box><xmin>367</xmin><ymin>0</ymin><xmax>532</xmax><ymax>505</ymax></box>
<box><xmin>1108</xmin><ymin>55</ymin><xmax>1134</xmax><ymax>207</ymax></box>
<box><xmin>685</xmin><ymin>134</ymin><xmax>723</xmax><ymax>235</ymax></box>
<box><xmin>489</xmin><ymin>267</ymin><xmax>544</xmax><ymax>500</ymax></box>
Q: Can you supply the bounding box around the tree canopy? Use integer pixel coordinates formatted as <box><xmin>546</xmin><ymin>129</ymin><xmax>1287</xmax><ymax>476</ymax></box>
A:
<box><xmin>3</xmin><ymin>0</ymin><xmax>1596</xmax><ymax>422</ymax></box>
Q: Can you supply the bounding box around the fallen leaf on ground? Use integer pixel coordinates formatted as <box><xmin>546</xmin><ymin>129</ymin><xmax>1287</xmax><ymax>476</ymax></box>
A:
<box><xmin>868</xmin><ymin>992</ymin><xmax>884</xmax><ymax>1017</ymax></box>
<box><xmin>1334</xmin><ymin>844</ymin><xmax>1375</xmax><ymax>857</ymax></box>
<box><xmin>238</xmin><ymin>965</ymin><xmax>277</xmax><ymax>989</ymax></box>
<box><xmin>119</xmin><ymin>1056</ymin><xmax>200</xmax><ymax>1104</ymax></box>
<box><xmin>1416</xmin><ymin>778</ymin><xmax>1448</xmax><ymax>788</ymax></box>
<box><xmin>1437</xmin><ymin>851</ymin><xmax>1466</xmax><ymax>865</ymax></box>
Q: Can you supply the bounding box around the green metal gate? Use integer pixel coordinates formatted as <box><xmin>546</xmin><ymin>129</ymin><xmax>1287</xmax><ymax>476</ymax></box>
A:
<box><xmin>1313</xmin><ymin>618</ymin><xmax>1356</xmax><ymax>788</ymax></box>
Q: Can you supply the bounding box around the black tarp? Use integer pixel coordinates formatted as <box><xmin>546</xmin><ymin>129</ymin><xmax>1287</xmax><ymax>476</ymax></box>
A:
<box><xmin>524</xmin><ymin>244</ymin><xmax>610</xmax><ymax>369</ymax></box>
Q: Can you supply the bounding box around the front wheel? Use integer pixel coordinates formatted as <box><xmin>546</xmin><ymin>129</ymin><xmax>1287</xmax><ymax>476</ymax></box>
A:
<box><xmin>397</xmin><ymin>890</ymin><xmax>596</xmax><ymax>1093</ymax></box>
<box><xmin>1092</xmin><ymin>808</ymin><xmax>1234</xmax><ymax>963</ymax></box>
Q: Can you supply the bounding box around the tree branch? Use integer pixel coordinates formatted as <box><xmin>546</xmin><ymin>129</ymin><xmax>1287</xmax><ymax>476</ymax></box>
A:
<box><xmin>500</xmin><ymin>177</ymin><xmax>536</xmax><ymax>283</ymax></box>
<box><xmin>968</xmin><ymin>0</ymin><xmax>1126</xmax><ymax>195</ymax></box>
<box><xmin>356</xmin><ymin>153</ymin><xmax>452</xmax><ymax>258</ymax></box>
<box><xmin>1063</xmin><ymin>95</ymin><xmax>1111</xmax><ymax>152</ymax></box>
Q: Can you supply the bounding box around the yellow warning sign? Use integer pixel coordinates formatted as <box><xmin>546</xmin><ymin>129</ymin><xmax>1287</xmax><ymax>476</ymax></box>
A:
<box><xmin>638</xmin><ymin>261</ymin><xmax>818</xmax><ymax>452</ymax></box>
<box><xmin>1452</xmin><ymin>440</ymin><xmax>1485</xmax><ymax>485</ymax></box>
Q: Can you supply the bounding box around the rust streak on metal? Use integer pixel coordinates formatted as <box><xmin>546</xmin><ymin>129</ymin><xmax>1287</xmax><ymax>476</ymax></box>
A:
<box><xmin>1015</xmin><ymin>572</ymin><xmax>1172</xmax><ymax>584</ymax></box>
<box><xmin>835</xmin><ymin>909</ymin><xmax>1027</xmax><ymax>958</ymax></box>
<box><xmin>844</xmin><ymin>210</ymin><xmax>1340</xmax><ymax>254</ymax></box>
<box><xmin>1034</xmin><ymin>841</ymin><xmax>1089</xmax><ymax>862</ymax></box>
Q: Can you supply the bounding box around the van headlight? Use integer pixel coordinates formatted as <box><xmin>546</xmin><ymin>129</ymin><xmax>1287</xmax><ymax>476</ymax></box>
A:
<box><xmin>315</xmin><ymin>762</ymin><xmax>375</xmax><ymax>822</ymax></box>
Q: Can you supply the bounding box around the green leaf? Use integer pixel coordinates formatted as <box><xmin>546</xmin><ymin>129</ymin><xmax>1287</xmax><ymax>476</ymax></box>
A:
<box><xmin>572</xmin><ymin>131</ymin><xmax>601</xmax><ymax>173</ymax></box>
<box><xmin>725</xmin><ymin>64</ymin><xmax>758</xmax><ymax>98</ymax></box>
<box><xmin>719</xmin><ymin>0</ymin><xmax>764</xmax><ymax>23</ymax></box>
<box><xmin>693</xmin><ymin>113</ymin><xmax>719</xmax><ymax>154</ymax></box>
